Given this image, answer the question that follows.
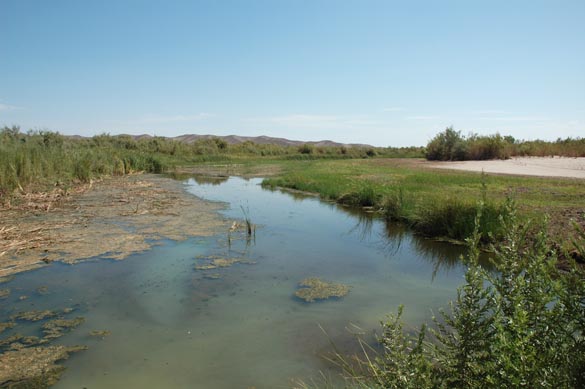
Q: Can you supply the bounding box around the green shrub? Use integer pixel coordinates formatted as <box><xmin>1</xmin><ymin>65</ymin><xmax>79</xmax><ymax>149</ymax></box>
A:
<box><xmin>328</xmin><ymin>202</ymin><xmax>585</xmax><ymax>388</ymax></box>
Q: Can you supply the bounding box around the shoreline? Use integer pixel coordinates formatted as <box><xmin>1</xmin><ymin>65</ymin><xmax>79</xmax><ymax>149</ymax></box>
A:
<box><xmin>0</xmin><ymin>174</ymin><xmax>229</xmax><ymax>279</ymax></box>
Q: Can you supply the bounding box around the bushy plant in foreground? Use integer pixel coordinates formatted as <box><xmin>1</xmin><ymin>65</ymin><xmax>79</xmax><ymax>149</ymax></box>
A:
<box><xmin>327</xmin><ymin>201</ymin><xmax>585</xmax><ymax>388</ymax></box>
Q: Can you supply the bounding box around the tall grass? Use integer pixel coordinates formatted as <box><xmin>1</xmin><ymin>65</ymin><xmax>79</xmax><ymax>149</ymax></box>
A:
<box><xmin>0</xmin><ymin>128</ymin><xmax>170</xmax><ymax>198</ymax></box>
<box><xmin>0</xmin><ymin>126</ymin><xmax>424</xmax><ymax>199</ymax></box>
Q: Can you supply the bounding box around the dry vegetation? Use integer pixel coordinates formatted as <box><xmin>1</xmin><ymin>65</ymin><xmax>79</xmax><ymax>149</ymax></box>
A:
<box><xmin>0</xmin><ymin>174</ymin><xmax>228</xmax><ymax>278</ymax></box>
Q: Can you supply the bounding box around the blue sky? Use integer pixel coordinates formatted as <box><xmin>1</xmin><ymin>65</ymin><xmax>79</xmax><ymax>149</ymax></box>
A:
<box><xmin>1</xmin><ymin>1</ymin><xmax>584</xmax><ymax>146</ymax></box>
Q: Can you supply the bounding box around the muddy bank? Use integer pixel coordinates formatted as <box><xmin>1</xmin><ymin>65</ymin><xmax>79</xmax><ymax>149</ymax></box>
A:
<box><xmin>430</xmin><ymin>157</ymin><xmax>585</xmax><ymax>179</ymax></box>
<box><xmin>0</xmin><ymin>174</ymin><xmax>229</xmax><ymax>278</ymax></box>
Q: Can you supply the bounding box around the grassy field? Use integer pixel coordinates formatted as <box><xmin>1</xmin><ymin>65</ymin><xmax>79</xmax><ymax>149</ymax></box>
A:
<box><xmin>261</xmin><ymin>158</ymin><xmax>585</xmax><ymax>245</ymax></box>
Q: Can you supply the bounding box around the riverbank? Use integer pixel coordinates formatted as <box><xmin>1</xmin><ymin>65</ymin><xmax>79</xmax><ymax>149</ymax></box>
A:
<box><xmin>0</xmin><ymin>174</ymin><xmax>228</xmax><ymax>279</ymax></box>
<box><xmin>262</xmin><ymin>158</ymin><xmax>585</xmax><ymax>246</ymax></box>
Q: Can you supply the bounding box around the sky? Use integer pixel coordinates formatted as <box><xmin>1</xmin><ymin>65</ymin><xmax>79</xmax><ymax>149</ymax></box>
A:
<box><xmin>1</xmin><ymin>1</ymin><xmax>584</xmax><ymax>147</ymax></box>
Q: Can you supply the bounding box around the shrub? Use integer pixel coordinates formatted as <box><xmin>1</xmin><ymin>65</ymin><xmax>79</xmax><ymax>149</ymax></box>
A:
<box><xmin>299</xmin><ymin>143</ymin><xmax>315</xmax><ymax>154</ymax></box>
<box><xmin>328</xmin><ymin>202</ymin><xmax>585</xmax><ymax>388</ymax></box>
<box><xmin>425</xmin><ymin>127</ymin><xmax>465</xmax><ymax>161</ymax></box>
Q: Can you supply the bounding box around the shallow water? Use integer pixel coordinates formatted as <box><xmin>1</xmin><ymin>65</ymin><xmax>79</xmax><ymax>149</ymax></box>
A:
<box><xmin>1</xmin><ymin>176</ymin><xmax>467</xmax><ymax>388</ymax></box>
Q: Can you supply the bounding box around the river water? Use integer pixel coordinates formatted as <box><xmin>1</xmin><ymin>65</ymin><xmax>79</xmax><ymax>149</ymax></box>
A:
<box><xmin>1</xmin><ymin>176</ymin><xmax>468</xmax><ymax>388</ymax></box>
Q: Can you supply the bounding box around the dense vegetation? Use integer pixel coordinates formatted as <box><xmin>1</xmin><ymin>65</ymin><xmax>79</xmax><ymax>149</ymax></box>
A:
<box><xmin>0</xmin><ymin>126</ymin><xmax>420</xmax><ymax>200</ymax></box>
<box><xmin>426</xmin><ymin>127</ymin><xmax>585</xmax><ymax>161</ymax></box>
<box><xmin>323</xmin><ymin>204</ymin><xmax>585</xmax><ymax>388</ymax></box>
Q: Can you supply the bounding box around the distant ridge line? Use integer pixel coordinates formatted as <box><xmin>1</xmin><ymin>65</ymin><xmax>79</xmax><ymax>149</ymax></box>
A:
<box><xmin>80</xmin><ymin>133</ymin><xmax>374</xmax><ymax>148</ymax></box>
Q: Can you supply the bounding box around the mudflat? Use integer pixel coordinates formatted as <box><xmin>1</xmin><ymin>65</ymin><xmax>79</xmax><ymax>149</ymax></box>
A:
<box><xmin>0</xmin><ymin>174</ymin><xmax>228</xmax><ymax>278</ymax></box>
<box><xmin>430</xmin><ymin>157</ymin><xmax>585</xmax><ymax>179</ymax></box>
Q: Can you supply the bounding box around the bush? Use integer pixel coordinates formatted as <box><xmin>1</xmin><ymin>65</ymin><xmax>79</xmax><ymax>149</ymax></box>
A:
<box><xmin>425</xmin><ymin>128</ymin><xmax>512</xmax><ymax>161</ymax></box>
<box><xmin>329</xmin><ymin>202</ymin><xmax>585</xmax><ymax>388</ymax></box>
<box><xmin>425</xmin><ymin>127</ymin><xmax>466</xmax><ymax>161</ymax></box>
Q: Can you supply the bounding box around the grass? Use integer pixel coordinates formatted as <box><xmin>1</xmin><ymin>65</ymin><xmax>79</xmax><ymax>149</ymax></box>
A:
<box><xmin>0</xmin><ymin>127</ymin><xmax>421</xmax><ymax>202</ymax></box>
<box><xmin>262</xmin><ymin>158</ymin><xmax>585</xmax><ymax>245</ymax></box>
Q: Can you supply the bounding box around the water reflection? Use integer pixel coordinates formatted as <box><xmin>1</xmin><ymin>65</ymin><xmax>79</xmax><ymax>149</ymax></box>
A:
<box><xmin>170</xmin><ymin>173</ymin><xmax>229</xmax><ymax>186</ymax></box>
<box><xmin>344</xmin><ymin>203</ymin><xmax>495</xmax><ymax>275</ymax></box>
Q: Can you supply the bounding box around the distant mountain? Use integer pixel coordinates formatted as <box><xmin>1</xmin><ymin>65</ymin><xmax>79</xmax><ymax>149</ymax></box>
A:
<box><xmin>126</xmin><ymin>134</ymin><xmax>373</xmax><ymax>148</ymax></box>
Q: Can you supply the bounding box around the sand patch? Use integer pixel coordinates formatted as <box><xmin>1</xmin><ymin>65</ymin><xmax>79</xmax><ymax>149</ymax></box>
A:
<box><xmin>430</xmin><ymin>157</ymin><xmax>585</xmax><ymax>179</ymax></box>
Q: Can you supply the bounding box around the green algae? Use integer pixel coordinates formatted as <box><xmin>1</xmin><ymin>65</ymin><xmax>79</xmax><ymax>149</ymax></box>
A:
<box><xmin>36</xmin><ymin>286</ymin><xmax>49</xmax><ymax>295</ymax></box>
<box><xmin>0</xmin><ymin>276</ymin><xmax>13</xmax><ymax>284</ymax></box>
<box><xmin>0</xmin><ymin>289</ymin><xmax>9</xmax><ymax>299</ymax></box>
<box><xmin>195</xmin><ymin>257</ymin><xmax>256</xmax><ymax>271</ymax></box>
<box><xmin>6</xmin><ymin>336</ymin><xmax>47</xmax><ymax>351</ymax></box>
<box><xmin>88</xmin><ymin>330</ymin><xmax>111</xmax><ymax>338</ymax></box>
<box><xmin>10</xmin><ymin>310</ymin><xmax>57</xmax><ymax>322</ymax></box>
<box><xmin>0</xmin><ymin>322</ymin><xmax>15</xmax><ymax>334</ymax></box>
<box><xmin>42</xmin><ymin>317</ymin><xmax>85</xmax><ymax>340</ymax></box>
<box><xmin>203</xmin><ymin>273</ymin><xmax>222</xmax><ymax>280</ymax></box>
<box><xmin>294</xmin><ymin>277</ymin><xmax>350</xmax><ymax>303</ymax></box>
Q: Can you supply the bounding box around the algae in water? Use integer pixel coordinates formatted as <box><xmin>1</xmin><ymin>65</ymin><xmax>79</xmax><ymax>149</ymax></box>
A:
<box><xmin>0</xmin><ymin>322</ymin><xmax>15</xmax><ymax>334</ymax></box>
<box><xmin>10</xmin><ymin>310</ymin><xmax>58</xmax><ymax>322</ymax></box>
<box><xmin>89</xmin><ymin>330</ymin><xmax>111</xmax><ymax>338</ymax></box>
<box><xmin>42</xmin><ymin>317</ymin><xmax>86</xmax><ymax>340</ymax></box>
<box><xmin>295</xmin><ymin>277</ymin><xmax>350</xmax><ymax>302</ymax></box>
<box><xmin>0</xmin><ymin>345</ymin><xmax>87</xmax><ymax>387</ymax></box>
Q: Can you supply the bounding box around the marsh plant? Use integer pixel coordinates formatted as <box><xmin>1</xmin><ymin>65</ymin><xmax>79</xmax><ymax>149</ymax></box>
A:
<box><xmin>318</xmin><ymin>202</ymin><xmax>585</xmax><ymax>388</ymax></box>
<box><xmin>240</xmin><ymin>205</ymin><xmax>256</xmax><ymax>238</ymax></box>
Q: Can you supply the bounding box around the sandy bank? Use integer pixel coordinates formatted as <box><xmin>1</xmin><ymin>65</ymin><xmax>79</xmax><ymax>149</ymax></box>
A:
<box><xmin>430</xmin><ymin>157</ymin><xmax>585</xmax><ymax>179</ymax></box>
<box><xmin>0</xmin><ymin>174</ymin><xmax>229</xmax><ymax>278</ymax></box>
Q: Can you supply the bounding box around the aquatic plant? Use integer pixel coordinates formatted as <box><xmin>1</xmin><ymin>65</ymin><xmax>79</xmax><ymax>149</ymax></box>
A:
<box><xmin>42</xmin><ymin>317</ymin><xmax>86</xmax><ymax>340</ymax></box>
<box><xmin>195</xmin><ymin>257</ymin><xmax>256</xmax><ymax>270</ymax></box>
<box><xmin>10</xmin><ymin>310</ymin><xmax>57</xmax><ymax>322</ymax></box>
<box><xmin>295</xmin><ymin>277</ymin><xmax>350</xmax><ymax>303</ymax></box>
<box><xmin>0</xmin><ymin>322</ymin><xmax>15</xmax><ymax>335</ymax></box>
<box><xmin>89</xmin><ymin>330</ymin><xmax>111</xmax><ymax>338</ymax></box>
<box><xmin>203</xmin><ymin>273</ymin><xmax>222</xmax><ymax>280</ymax></box>
<box><xmin>0</xmin><ymin>345</ymin><xmax>87</xmax><ymax>387</ymax></box>
<box><xmin>240</xmin><ymin>205</ymin><xmax>255</xmax><ymax>237</ymax></box>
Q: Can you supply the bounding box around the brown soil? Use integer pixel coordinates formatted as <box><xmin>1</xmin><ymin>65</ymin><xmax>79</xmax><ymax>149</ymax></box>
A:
<box><xmin>0</xmin><ymin>174</ymin><xmax>229</xmax><ymax>278</ymax></box>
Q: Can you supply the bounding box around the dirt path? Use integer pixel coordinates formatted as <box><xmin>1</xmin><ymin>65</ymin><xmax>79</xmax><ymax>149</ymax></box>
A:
<box><xmin>430</xmin><ymin>157</ymin><xmax>585</xmax><ymax>179</ymax></box>
<box><xmin>0</xmin><ymin>174</ymin><xmax>229</xmax><ymax>278</ymax></box>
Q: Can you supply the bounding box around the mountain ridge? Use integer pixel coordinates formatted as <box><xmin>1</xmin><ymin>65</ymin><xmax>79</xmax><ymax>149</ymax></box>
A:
<box><xmin>89</xmin><ymin>133</ymin><xmax>374</xmax><ymax>148</ymax></box>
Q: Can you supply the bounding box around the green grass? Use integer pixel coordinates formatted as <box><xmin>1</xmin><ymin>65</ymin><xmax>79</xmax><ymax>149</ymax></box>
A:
<box><xmin>262</xmin><ymin>159</ymin><xmax>585</xmax><ymax>244</ymax></box>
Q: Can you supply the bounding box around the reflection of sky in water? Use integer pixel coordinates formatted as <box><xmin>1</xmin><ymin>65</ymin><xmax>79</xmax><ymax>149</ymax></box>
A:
<box><xmin>1</xmin><ymin>176</ymin><xmax>469</xmax><ymax>388</ymax></box>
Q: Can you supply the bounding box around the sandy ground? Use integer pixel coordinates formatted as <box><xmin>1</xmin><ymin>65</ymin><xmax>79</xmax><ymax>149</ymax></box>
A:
<box><xmin>430</xmin><ymin>157</ymin><xmax>585</xmax><ymax>179</ymax></box>
<box><xmin>0</xmin><ymin>174</ymin><xmax>229</xmax><ymax>279</ymax></box>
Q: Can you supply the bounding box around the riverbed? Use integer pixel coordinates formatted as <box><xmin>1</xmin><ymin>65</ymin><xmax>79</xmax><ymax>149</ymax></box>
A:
<box><xmin>1</xmin><ymin>176</ymin><xmax>468</xmax><ymax>388</ymax></box>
